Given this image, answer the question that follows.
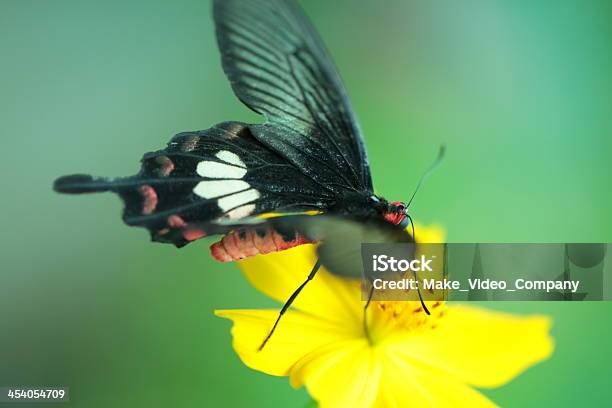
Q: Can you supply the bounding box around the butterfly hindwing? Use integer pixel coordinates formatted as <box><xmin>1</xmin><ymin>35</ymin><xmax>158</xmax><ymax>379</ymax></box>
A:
<box><xmin>54</xmin><ymin>122</ymin><xmax>333</xmax><ymax>246</ymax></box>
<box><xmin>213</xmin><ymin>0</ymin><xmax>373</xmax><ymax>193</ymax></box>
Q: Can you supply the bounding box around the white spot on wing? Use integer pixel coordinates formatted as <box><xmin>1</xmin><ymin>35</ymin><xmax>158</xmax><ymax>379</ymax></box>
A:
<box><xmin>226</xmin><ymin>204</ymin><xmax>256</xmax><ymax>219</ymax></box>
<box><xmin>216</xmin><ymin>150</ymin><xmax>246</xmax><ymax>168</ymax></box>
<box><xmin>218</xmin><ymin>189</ymin><xmax>260</xmax><ymax>212</ymax></box>
<box><xmin>193</xmin><ymin>179</ymin><xmax>250</xmax><ymax>198</ymax></box>
<box><xmin>196</xmin><ymin>161</ymin><xmax>247</xmax><ymax>179</ymax></box>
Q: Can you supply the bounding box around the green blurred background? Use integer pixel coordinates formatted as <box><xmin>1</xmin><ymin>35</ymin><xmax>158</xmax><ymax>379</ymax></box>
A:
<box><xmin>1</xmin><ymin>0</ymin><xmax>611</xmax><ymax>406</ymax></box>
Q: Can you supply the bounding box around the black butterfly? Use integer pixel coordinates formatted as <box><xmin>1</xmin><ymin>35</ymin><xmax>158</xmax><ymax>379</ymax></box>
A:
<box><xmin>54</xmin><ymin>0</ymin><xmax>442</xmax><ymax>348</ymax></box>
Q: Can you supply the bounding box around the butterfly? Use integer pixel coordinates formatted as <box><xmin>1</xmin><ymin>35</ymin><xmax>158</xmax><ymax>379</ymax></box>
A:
<box><xmin>54</xmin><ymin>0</ymin><xmax>442</xmax><ymax>349</ymax></box>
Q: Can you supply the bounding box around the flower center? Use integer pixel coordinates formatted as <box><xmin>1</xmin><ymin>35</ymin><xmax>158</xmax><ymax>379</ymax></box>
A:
<box><xmin>365</xmin><ymin>301</ymin><xmax>446</xmax><ymax>345</ymax></box>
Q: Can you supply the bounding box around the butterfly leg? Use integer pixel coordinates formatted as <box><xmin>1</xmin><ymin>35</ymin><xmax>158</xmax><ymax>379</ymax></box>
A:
<box><xmin>258</xmin><ymin>259</ymin><xmax>322</xmax><ymax>351</ymax></box>
<box><xmin>406</xmin><ymin>213</ymin><xmax>416</xmax><ymax>241</ymax></box>
<box><xmin>362</xmin><ymin>283</ymin><xmax>375</xmax><ymax>344</ymax></box>
<box><xmin>413</xmin><ymin>268</ymin><xmax>431</xmax><ymax>315</ymax></box>
<box><xmin>404</xmin><ymin>214</ymin><xmax>431</xmax><ymax>314</ymax></box>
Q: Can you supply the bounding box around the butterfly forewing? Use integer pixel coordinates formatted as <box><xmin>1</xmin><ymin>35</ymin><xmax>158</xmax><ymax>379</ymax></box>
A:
<box><xmin>213</xmin><ymin>0</ymin><xmax>373</xmax><ymax>193</ymax></box>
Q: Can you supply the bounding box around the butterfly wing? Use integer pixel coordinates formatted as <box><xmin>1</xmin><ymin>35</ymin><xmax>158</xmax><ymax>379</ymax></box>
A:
<box><xmin>213</xmin><ymin>0</ymin><xmax>373</xmax><ymax>193</ymax></box>
<box><xmin>54</xmin><ymin>122</ymin><xmax>334</xmax><ymax>246</ymax></box>
<box><xmin>55</xmin><ymin>1</ymin><xmax>377</xmax><ymax>249</ymax></box>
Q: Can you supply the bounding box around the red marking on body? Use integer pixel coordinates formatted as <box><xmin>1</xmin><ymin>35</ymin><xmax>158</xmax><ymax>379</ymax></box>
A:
<box><xmin>238</xmin><ymin>230</ymin><xmax>259</xmax><ymax>257</ymax></box>
<box><xmin>156</xmin><ymin>155</ymin><xmax>175</xmax><ymax>176</ymax></box>
<box><xmin>210</xmin><ymin>228</ymin><xmax>317</xmax><ymax>262</ymax></box>
<box><xmin>383</xmin><ymin>212</ymin><xmax>404</xmax><ymax>225</ymax></box>
<box><xmin>271</xmin><ymin>230</ymin><xmax>286</xmax><ymax>250</ymax></box>
<box><xmin>222</xmin><ymin>233</ymin><xmax>245</xmax><ymax>259</ymax></box>
<box><xmin>254</xmin><ymin>229</ymin><xmax>277</xmax><ymax>254</ymax></box>
<box><xmin>138</xmin><ymin>185</ymin><xmax>158</xmax><ymax>215</ymax></box>
<box><xmin>210</xmin><ymin>242</ymin><xmax>233</xmax><ymax>262</ymax></box>
<box><xmin>383</xmin><ymin>201</ymin><xmax>407</xmax><ymax>226</ymax></box>
<box><xmin>167</xmin><ymin>215</ymin><xmax>187</xmax><ymax>229</ymax></box>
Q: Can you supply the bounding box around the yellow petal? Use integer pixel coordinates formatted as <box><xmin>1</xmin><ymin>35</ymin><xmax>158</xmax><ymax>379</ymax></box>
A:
<box><xmin>374</xmin><ymin>350</ymin><xmax>497</xmax><ymax>408</ymax></box>
<box><xmin>384</xmin><ymin>305</ymin><xmax>554</xmax><ymax>388</ymax></box>
<box><xmin>414</xmin><ymin>223</ymin><xmax>446</xmax><ymax>243</ymax></box>
<box><xmin>237</xmin><ymin>245</ymin><xmax>363</xmax><ymax>325</ymax></box>
<box><xmin>289</xmin><ymin>340</ymin><xmax>382</xmax><ymax>408</ymax></box>
<box><xmin>236</xmin><ymin>223</ymin><xmax>446</xmax><ymax>325</ymax></box>
<box><xmin>215</xmin><ymin>309</ymin><xmax>358</xmax><ymax>376</ymax></box>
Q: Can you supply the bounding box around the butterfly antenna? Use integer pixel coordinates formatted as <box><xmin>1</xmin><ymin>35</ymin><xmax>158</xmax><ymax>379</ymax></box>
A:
<box><xmin>402</xmin><ymin>146</ymin><xmax>443</xmax><ymax>313</ymax></box>
<box><xmin>406</xmin><ymin>145</ymin><xmax>446</xmax><ymax>208</ymax></box>
<box><xmin>258</xmin><ymin>259</ymin><xmax>322</xmax><ymax>351</ymax></box>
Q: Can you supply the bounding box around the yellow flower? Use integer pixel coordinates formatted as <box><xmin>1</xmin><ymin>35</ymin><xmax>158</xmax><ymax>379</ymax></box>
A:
<box><xmin>215</xmin><ymin>225</ymin><xmax>554</xmax><ymax>407</ymax></box>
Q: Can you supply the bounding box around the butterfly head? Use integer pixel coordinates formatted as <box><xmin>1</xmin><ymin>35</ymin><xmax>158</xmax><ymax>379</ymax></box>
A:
<box><xmin>383</xmin><ymin>201</ymin><xmax>409</xmax><ymax>228</ymax></box>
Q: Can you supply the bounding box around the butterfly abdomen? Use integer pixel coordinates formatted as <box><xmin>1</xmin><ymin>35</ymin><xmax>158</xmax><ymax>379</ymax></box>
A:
<box><xmin>210</xmin><ymin>227</ymin><xmax>316</xmax><ymax>262</ymax></box>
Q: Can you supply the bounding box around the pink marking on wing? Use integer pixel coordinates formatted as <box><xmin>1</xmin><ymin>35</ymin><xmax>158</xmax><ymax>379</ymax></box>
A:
<box><xmin>224</xmin><ymin>123</ymin><xmax>245</xmax><ymax>139</ymax></box>
<box><xmin>181</xmin><ymin>135</ymin><xmax>199</xmax><ymax>152</ymax></box>
<box><xmin>155</xmin><ymin>155</ymin><xmax>175</xmax><ymax>177</ymax></box>
<box><xmin>138</xmin><ymin>185</ymin><xmax>158</xmax><ymax>215</ymax></box>
<box><xmin>157</xmin><ymin>228</ymin><xmax>170</xmax><ymax>236</ymax></box>
<box><xmin>183</xmin><ymin>228</ymin><xmax>206</xmax><ymax>242</ymax></box>
<box><xmin>167</xmin><ymin>215</ymin><xmax>187</xmax><ymax>229</ymax></box>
